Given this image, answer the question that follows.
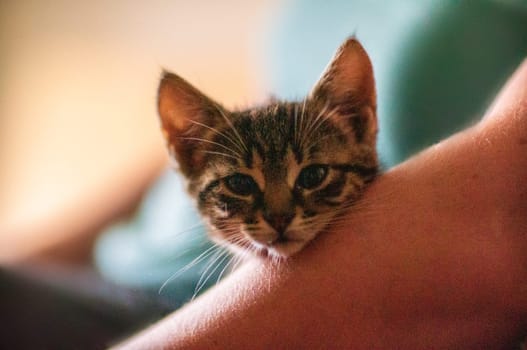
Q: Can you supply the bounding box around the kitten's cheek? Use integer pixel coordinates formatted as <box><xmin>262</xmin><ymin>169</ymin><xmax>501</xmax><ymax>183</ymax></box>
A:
<box><xmin>287</xmin><ymin>228</ymin><xmax>318</xmax><ymax>243</ymax></box>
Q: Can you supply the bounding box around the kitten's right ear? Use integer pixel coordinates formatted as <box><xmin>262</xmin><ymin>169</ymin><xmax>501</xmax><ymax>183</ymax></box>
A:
<box><xmin>157</xmin><ymin>70</ymin><xmax>225</xmax><ymax>177</ymax></box>
<box><xmin>309</xmin><ymin>38</ymin><xmax>377</xmax><ymax>146</ymax></box>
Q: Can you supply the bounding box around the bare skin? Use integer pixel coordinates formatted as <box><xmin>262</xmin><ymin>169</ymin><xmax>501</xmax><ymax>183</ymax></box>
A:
<box><xmin>117</xmin><ymin>60</ymin><xmax>527</xmax><ymax>350</ymax></box>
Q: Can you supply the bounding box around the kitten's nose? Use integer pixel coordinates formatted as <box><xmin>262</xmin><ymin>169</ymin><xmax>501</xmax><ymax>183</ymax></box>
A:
<box><xmin>264</xmin><ymin>213</ymin><xmax>294</xmax><ymax>235</ymax></box>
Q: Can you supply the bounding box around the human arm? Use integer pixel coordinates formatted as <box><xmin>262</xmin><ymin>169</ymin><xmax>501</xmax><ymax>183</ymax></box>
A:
<box><xmin>117</xmin><ymin>60</ymin><xmax>527</xmax><ymax>349</ymax></box>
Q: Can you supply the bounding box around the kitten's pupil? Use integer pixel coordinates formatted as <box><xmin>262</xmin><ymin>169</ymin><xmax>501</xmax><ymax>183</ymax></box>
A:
<box><xmin>225</xmin><ymin>173</ymin><xmax>258</xmax><ymax>196</ymax></box>
<box><xmin>296</xmin><ymin>165</ymin><xmax>328</xmax><ymax>190</ymax></box>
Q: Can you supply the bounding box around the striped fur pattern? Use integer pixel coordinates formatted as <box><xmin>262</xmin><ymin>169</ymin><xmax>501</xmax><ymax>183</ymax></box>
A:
<box><xmin>158</xmin><ymin>38</ymin><xmax>378</xmax><ymax>258</ymax></box>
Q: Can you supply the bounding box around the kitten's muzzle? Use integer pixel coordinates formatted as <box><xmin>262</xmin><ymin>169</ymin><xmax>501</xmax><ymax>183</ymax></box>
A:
<box><xmin>263</xmin><ymin>212</ymin><xmax>294</xmax><ymax>236</ymax></box>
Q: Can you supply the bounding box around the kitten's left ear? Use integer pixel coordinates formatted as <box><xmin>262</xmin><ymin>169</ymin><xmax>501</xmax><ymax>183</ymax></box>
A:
<box><xmin>310</xmin><ymin>38</ymin><xmax>377</xmax><ymax>145</ymax></box>
<box><xmin>157</xmin><ymin>70</ymin><xmax>228</xmax><ymax>177</ymax></box>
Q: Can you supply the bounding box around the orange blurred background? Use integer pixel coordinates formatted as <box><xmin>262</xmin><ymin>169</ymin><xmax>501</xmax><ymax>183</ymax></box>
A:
<box><xmin>0</xmin><ymin>0</ymin><xmax>279</xmax><ymax>263</ymax></box>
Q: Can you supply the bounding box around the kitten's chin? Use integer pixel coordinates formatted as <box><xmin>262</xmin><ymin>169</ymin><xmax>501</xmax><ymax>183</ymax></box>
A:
<box><xmin>263</xmin><ymin>240</ymin><xmax>307</xmax><ymax>258</ymax></box>
<box><xmin>228</xmin><ymin>240</ymin><xmax>306</xmax><ymax>260</ymax></box>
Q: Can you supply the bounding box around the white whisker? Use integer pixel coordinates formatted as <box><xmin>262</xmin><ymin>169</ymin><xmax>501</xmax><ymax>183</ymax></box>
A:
<box><xmin>187</xmin><ymin>119</ymin><xmax>245</xmax><ymax>154</ymax></box>
<box><xmin>214</xmin><ymin>104</ymin><xmax>249</xmax><ymax>153</ymax></box>
<box><xmin>179</xmin><ymin>136</ymin><xmax>243</xmax><ymax>158</ymax></box>
<box><xmin>201</xmin><ymin>150</ymin><xmax>239</xmax><ymax>160</ymax></box>
<box><xmin>192</xmin><ymin>248</ymin><xmax>232</xmax><ymax>299</ymax></box>
<box><xmin>299</xmin><ymin>98</ymin><xmax>308</xmax><ymax>148</ymax></box>
<box><xmin>303</xmin><ymin>106</ymin><xmax>340</xmax><ymax>150</ymax></box>
<box><xmin>300</xmin><ymin>102</ymin><xmax>330</xmax><ymax>149</ymax></box>
<box><xmin>216</xmin><ymin>254</ymin><xmax>236</xmax><ymax>284</ymax></box>
<box><xmin>163</xmin><ymin>224</ymin><xmax>206</xmax><ymax>239</ymax></box>
<box><xmin>158</xmin><ymin>244</ymin><xmax>219</xmax><ymax>294</ymax></box>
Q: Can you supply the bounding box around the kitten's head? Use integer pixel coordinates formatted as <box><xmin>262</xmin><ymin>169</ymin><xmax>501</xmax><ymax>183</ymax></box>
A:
<box><xmin>157</xmin><ymin>38</ymin><xmax>378</xmax><ymax>258</ymax></box>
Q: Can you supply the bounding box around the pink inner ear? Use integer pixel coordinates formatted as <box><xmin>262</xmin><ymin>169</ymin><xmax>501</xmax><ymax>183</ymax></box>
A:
<box><xmin>330</xmin><ymin>40</ymin><xmax>375</xmax><ymax>104</ymax></box>
<box><xmin>158</xmin><ymin>82</ymin><xmax>190</xmax><ymax>133</ymax></box>
<box><xmin>309</xmin><ymin>39</ymin><xmax>375</xmax><ymax>111</ymax></box>
<box><xmin>157</xmin><ymin>71</ymin><xmax>231</xmax><ymax>177</ymax></box>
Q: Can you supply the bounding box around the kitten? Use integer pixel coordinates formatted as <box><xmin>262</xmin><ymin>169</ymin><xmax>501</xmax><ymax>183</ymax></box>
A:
<box><xmin>157</xmin><ymin>38</ymin><xmax>378</xmax><ymax>258</ymax></box>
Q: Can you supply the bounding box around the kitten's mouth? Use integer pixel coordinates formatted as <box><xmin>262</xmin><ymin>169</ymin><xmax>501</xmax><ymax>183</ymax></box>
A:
<box><xmin>268</xmin><ymin>236</ymin><xmax>289</xmax><ymax>245</ymax></box>
<box><xmin>259</xmin><ymin>237</ymin><xmax>306</xmax><ymax>258</ymax></box>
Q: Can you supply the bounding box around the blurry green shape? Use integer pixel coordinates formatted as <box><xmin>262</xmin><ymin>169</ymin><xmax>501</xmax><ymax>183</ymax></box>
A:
<box><xmin>386</xmin><ymin>0</ymin><xmax>527</xmax><ymax>164</ymax></box>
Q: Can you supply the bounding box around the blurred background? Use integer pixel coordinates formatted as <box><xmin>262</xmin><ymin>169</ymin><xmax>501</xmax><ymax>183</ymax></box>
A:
<box><xmin>0</xmin><ymin>0</ymin><xmax>526</xmax><ymax>347</ymax></box>
<box><xmin>0</xmin><ymin>0</ymin><xmax>278</xmax><ymax>262</ymax></box>
<box><xmin>1</xmin><ymin>0</ymin><xmax>525</xmax><ymax>265</ymax></box>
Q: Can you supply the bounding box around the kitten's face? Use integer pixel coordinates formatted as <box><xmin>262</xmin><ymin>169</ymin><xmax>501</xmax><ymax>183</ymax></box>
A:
<box><xmin>158</xmin><ymin>38</ymin><xmax>378</xmax><ymax>258</ymax></box>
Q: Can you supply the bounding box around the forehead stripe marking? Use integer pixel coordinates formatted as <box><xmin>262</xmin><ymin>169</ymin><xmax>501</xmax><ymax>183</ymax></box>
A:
<box><xmin>199</xmin><ymin>179</ymin><xmax>220</xmax><ymax>206</ymax></box>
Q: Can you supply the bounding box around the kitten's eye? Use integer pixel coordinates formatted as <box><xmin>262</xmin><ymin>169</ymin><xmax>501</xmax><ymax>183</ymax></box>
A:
<box><xmin>224</xmin><ymin>173</ymin><xmax>258</xmax><ymax>196</ymax></box>
<box><xmin>296</xmin><ymin>165</ymin><xmax>328</xmax><ymax>190</ymax></box>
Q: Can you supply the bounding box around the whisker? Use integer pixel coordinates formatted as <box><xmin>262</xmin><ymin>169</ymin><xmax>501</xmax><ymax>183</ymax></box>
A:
<box><xmin>232</xmin><ymin>252</ymin><xmax>248</xmax><ymax>271</ymax></box>
<box><xmin>192</xmin><ymin>250</ymin><xmax>223</xmax><ymax>297</ymax></box>
<box><xmin>163</xmin><ymin>224</ymin><xmax>206</xmax><ymax>238</ymax></box>
<box><xmin>163</xmin><ymin>240</ymin><xmax>211</xmax><ymax>261</ymax></box>
<box><xmin>303</xmin><ymin>106</ymin><xmax>340</xmax><ymax>150</ymax></box>
<box><xmin>201</xmin><ymin>150</ymin><xmax>240</xmax><ymax>160</ymax></box>
<box><xmin>187</xmin><ymin>119</ymin><xmax>245</xmax><ymax>154</ymax></box>
<box><xmin>300</xmin><ymin>102</ymin><xmax>330</xmax><ymax>149</ymax></box>
<box><xmin>193</xmin><ymin>248</ymin><xmax>232</xmax><ymax>299</ymax></box>
<box><xmin>216</xmin><ymin>253</ymin><xmax>237</xmax><ymax>284</ymax></box>
<box><xmin>178</xmin><ymin>136</ymin><xmax>243</xmax><ymax>158</ymax></box>
<box><xmin>158</xmin><ymin>244</ymin><xmax>220</xmax><ymax>294</ymax></box>
<box><xmin>214</xmin><ymin>104</ymin><xmax>249</xmax><ymax>153</ymax></box>
<box><xmin>195</xmin><ymin>248</ymin><xmax>224</xmax><ymax>287</ymax></box>
<box><xmin>298</xmin><ymin>98</ymin><xmax>308</xmax><ymax>149</ymax></box>
<box><xmin>158</xmin><ymin>235</ymin><xmax>205</xmax><ymax>248</ymax></box>
<box><xmin>293</xmin><ymin>103</ymin><xmax>300</xmax><ymax>148</ymax></box>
